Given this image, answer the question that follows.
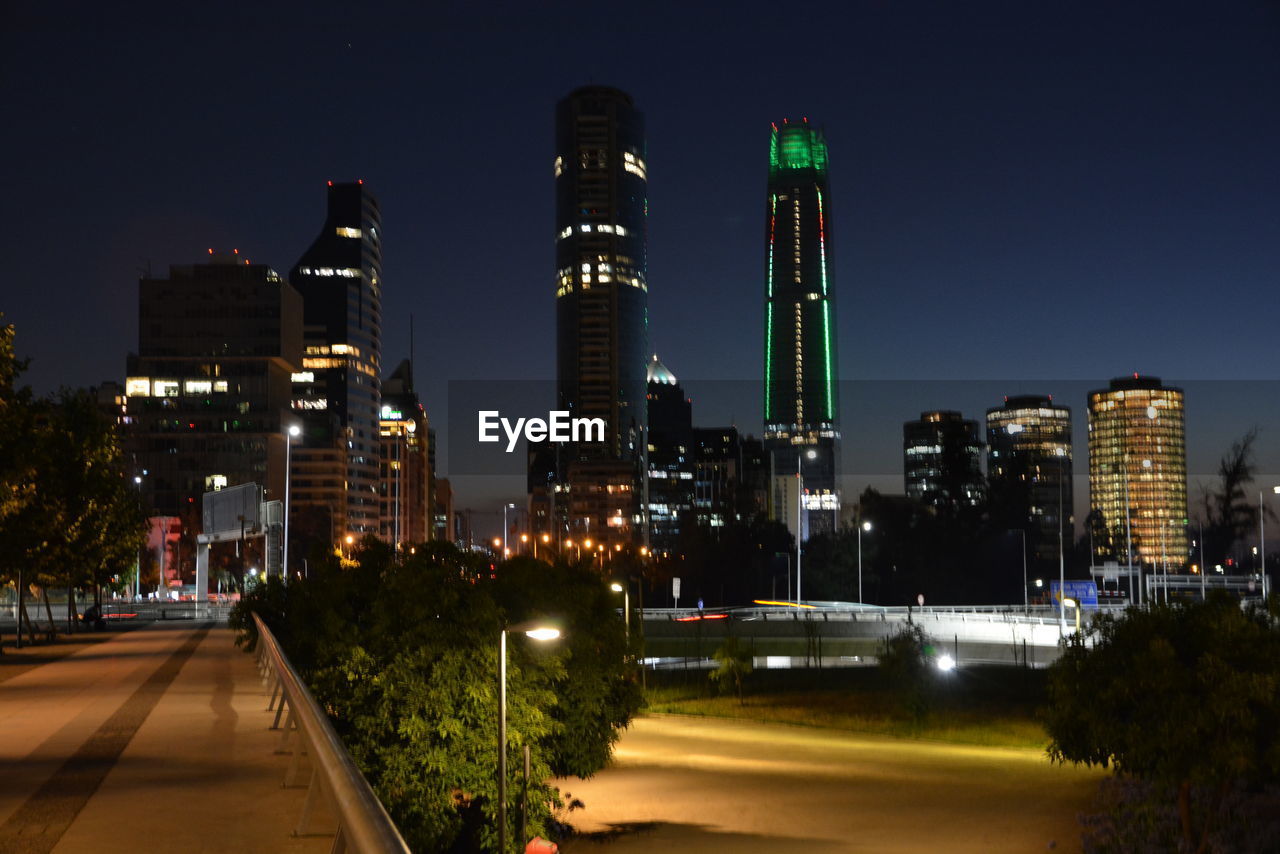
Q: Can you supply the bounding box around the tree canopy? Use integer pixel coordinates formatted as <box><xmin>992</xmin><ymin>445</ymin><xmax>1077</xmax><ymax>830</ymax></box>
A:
<box><xmin>0</xmin><ymin>319</ymin><xmax>145</xmax><ymax>631</ymax></box>
<box><xmin>1045</xmin><ymin>596</ymin><xmax>1280</xmax><ymax>850</ymax></box>
<box><xmin>231</xmin><ymin>542</ymin><xmax>642</xmax><ymax>852</ymax></box>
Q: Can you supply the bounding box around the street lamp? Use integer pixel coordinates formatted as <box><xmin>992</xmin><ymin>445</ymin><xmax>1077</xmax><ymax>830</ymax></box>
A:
<box><xmin>857</xmin><ymin>518</ymin><xmax>872</xmax><ymax>604</ymax></box>
<box><xmin>796</xmin><ymin>448</ymin><xmax>816</xmax><ymax>604</ymax></box>
<box><xmin>498</xmin><ymin>621</ymin><xmax>561</xmax><ymax>854</ymax></box>
<box><xmin>344</xmin><ymin>534</ymin><xmax>354</xmax><ymax>560</ymax></box>
<box><xmin>1062</xmin><ymin>597</ymin><xmax>1082</xmax><ymax>633</ymax></box>
<box><xmin>283</xmin><ymin>424</ymin><xmax>300</xmax><ymax>583</ymax></box>
<box><xmin>1261</xmin><ymin>486</ymin><xmax>1279</xmax><ymax>601</ymax></box>
<box><xmin>610</xmin><ymin>582</ymin><xmax>630</xmax><ymax>641</ymax></box>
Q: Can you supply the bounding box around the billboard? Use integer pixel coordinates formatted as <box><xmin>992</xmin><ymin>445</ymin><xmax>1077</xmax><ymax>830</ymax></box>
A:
<box><xmin>202</xmin><ymin>482</ymin><xmax>263</xmax><ymax>539</ymax></box>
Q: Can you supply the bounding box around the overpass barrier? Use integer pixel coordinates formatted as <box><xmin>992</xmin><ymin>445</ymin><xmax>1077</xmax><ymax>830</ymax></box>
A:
<box><xmin>251</xmin><ymin>613</ymin><xmax>411</xmax><ymax>854</ymax></box>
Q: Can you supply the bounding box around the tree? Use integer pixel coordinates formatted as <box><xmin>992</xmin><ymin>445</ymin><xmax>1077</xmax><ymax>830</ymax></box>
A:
<box><xmin>1045</xmin><ymin>597</ymin><xmax>1280</xmax><ymax>851</ymax></box>
<box><xmin>1201</xmin><ymin>430</ymin><xmax>1265</xmax><ymax>568</ymax></box>
<box><xmin>709</xmin><ymin>635</ymin><xmax>753</xmax><ymax>703</ymax></box>
<box><xmin>232</xmin><ymin>546</ymin><xmax>642</xmax><ymax>852</ymax></box>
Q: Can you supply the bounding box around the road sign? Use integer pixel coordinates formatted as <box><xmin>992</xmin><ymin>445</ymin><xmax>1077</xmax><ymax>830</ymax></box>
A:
<box><xmin>1050</xmin><ymin>580</ymin><xmax>1099</xmax><ymax>609</ymax></box>
<box><xmin>672</xmin><ymin>577</ymin><xmax>681</xmax><ymax>609</ymax></box>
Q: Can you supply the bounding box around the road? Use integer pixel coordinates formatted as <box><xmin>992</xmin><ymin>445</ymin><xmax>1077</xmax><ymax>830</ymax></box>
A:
<box><xmin>558</xmin><ymin>715</ymin><xmax>1102</xmax><ymax>853</ymax></box>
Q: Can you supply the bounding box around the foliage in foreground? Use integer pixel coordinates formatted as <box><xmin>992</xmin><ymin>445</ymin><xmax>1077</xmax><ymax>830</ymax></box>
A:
<box><xmin>709</xmin><ymin>636</ymin><xmax>753</xmax><ymax>703</ymax></box>
<box><xmin>1</xmin><ymin>319</ymin><xmax>146</xmax><ymax>622</ymax></box>
<box><xmin>1045</xmin><ymin>596</ymin><xmax>1280</xmax><ymax>852</ymax></box>
<box><xmin>231</xmin><ymin>543</ymin><xmax>642</xmax><ymax>853</ymax></box>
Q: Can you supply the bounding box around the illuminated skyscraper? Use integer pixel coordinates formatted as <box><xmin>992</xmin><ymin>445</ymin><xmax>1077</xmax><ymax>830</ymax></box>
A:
<box><xmin>763</xmin><ymin>118</ymin><xmax>840</xmax><ymax>538</ymax></box>
<box><xmin>987</xmin><ymin>396</ymin><xmax>1074</xmax><ymax>572</ymax></box>
<box><xmin>545</xmin><ymin>86</ymin><xmax>649</xmax><ymax>545</ymax></box>
<box><xmin>903</xmin><ymin>411</ymin><xmax>984</xmax><ymax>510</ymax></box>
<box><xmin>1087</xmin><ymin>375</ymin><xmax>1189</xmax><ymax>574</ymax></box>
<box><xmin>125</xmin><ymin>254</ymin><xmax>302</xmax><ymax>518</ymax></box>
<box><xmin>289</xmin><ymin>182</ymin><xmax>383</xmax><ymax>540</ymax></box>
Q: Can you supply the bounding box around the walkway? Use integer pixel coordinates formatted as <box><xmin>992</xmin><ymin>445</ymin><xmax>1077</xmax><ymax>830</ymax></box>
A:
<box><xmin>0</xmin><ymin>624</ymin><xmax>333</xmax><ymax>854</ymax></box>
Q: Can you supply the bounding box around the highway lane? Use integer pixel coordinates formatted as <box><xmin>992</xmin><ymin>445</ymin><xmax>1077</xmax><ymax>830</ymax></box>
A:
<box><xmin>559</xmin><ymin>714</ymin><xmax>1102</xmax><ymax>853</ymax></box>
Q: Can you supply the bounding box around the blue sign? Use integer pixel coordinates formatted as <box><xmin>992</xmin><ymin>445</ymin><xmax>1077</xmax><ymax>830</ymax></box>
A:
<box><xmin>1050</xmin><ymin>580</ymin><xmax>1099</xmax><ymax>610</ymax></box>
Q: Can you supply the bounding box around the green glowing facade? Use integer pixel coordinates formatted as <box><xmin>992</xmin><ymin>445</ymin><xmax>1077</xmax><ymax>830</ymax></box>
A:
<box><xmin>763</xmin><ymin>118</ymin><xmax>841</xmax><ymax>538</ymax></box>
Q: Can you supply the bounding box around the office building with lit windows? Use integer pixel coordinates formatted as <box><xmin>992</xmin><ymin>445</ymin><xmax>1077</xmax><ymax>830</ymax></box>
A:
<box><xmin>289</xmin><ymin>182</ymin><xmax>383</xmax><ymax>542</ymax></box>
<box><xmin>124</xmin><ymin>254</ymin><xmax>302</xmax><ymax>519</ymax></box>
<box><xmin>903</xmin><ymin>411</ymin><xmax>985</xmax><ymax>510</ymax></box>
<box><xmin>378</xmin><ymin>359</ymin><xmax>429</xmax><ymax>550</ymax></box>
<box><xmin>1087</xmin><ymin>375</ymin><xmax>1188</xmax><ymax>573</ymax></box>
<box><xmin>540</xmin><ymin>86</ymin><xmax>649</xmax><ymax>547</ymax></box>
<box><xmin>763</xmin><ymin>118</ymin><xmax>840</xmax><ymax>539</ymax></box>
<box><xmin>987</xmin><ymin>396</ymin><xmax>1074</xmax><ymax>571</ymax></box>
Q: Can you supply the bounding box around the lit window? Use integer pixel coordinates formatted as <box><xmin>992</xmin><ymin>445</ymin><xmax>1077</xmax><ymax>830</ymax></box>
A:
<box><xmin>205</xmin><ymin>474</ymin><xmax>228</xmax><ymax>491</ymax></box>
<box><xmin>291</xmin><ymin>371</ymin><xmax>315</xmax><ymax>383</ymax></box>
<box><xmin>153</xmin><ymin>380</ymin><xmax>179</xmax><ymax>397</ymax></box>
<box><xmin>213</xmin><ymin>380</ymin><xmax>228</xmax><ymax>393</ymax></box>
<box><xmin>184</xmin><ymin>380</ymin><xmax>212</xmax><ymax>395</ymax></box>
<box><xmin>335</xmin><ymin>227</ymin><xmax>362</xmax><ymax>238</ymax></box>
<box><xmin>554</xmin><ymin>155</ymin><xmax>564</xmax><ymax>177</ymax></box>
<box><xmin>126</xmin><ymin>378</ymin><xmax>150</xmax><ymax>397</ymax></box>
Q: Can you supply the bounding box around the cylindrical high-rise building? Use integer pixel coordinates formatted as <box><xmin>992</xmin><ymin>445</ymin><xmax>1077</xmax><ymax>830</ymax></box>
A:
<box><xmin>555</xmin><ymin>86</ymin><xmax>648</xmax><ymax>458</ymax></box>
<box><xmin>1087</xmin><ymin>375</ymin><xmax>1189</xmax><ymax>575</ymax></box>
<box><xmin>987</xmin><ymin>395</ymin><xmax>1074</xmax><ymax>572</ymax></box>
<box><xmin>548</xmin><ymin>87</ymin><xmax>649</xmax><ymax>546</ymax></box>
<box><xmin>763</xmin><ymin>118</ymin><xmax>840</xmax><ymax>538</ymax></box>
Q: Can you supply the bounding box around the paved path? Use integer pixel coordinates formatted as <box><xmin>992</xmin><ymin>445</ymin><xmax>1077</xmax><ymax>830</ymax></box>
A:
<box><xmin>0</xmin><ymin>624</ymin><xmax>332</xmax><ymax>854</ymax></box>
<box><xmin>559</xmin><ymin>715</ymin><xmax>1103</xmax><ymax>854</ymax></box>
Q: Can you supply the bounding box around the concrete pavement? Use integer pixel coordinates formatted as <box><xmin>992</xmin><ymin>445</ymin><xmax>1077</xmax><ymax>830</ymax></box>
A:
<box><xmin>558</xmin><ymin>715</ymin><xmax>1103</xmax><ymax>853</ymax></box>
<box><xmin>0</xmin><ymin>623</ymin><xmax>333</xmax><ymax>854</ymax></box>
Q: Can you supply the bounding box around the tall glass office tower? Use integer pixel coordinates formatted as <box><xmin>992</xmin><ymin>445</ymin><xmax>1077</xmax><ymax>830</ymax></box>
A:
<box><xmin>547</xmin><ymin>86</ymin><xmax>649</xmax><ymax>545</ymax></box>
<box><xmin>289</xmin><ymin>182</ymin><xmax>384</xmax><ymax>539</ymax></box>
<box><xmin>763</xmin><ymin>118</ymin><xmax>840</xmax><ymax>538</ymax></box>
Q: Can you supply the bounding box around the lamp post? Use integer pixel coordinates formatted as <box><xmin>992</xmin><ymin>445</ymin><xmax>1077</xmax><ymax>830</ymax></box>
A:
<box><xmin>1262</xmin><ymin>486</ymin><xmax>1279</xmax><ymax>601</ymax></box>
<box><xmin>283</xmin><ymin>424</ymin><xmax>300</xmax><ymax>582</ymax></box>
<box><xmin>1062</xmin><ymin>596</ymin><xmax>1081</xmax><ymax>633</ymax></box>
<box><xmin>499</xmin><ymin>622</ymin><xmax>561</xmax><ymax>854</ymax></box>
<box><xmin>857</xmin><ymin>518</ymin><xmax>872</xmax><ymax>604</ymax></box>
<box><xmin>610</xmin><ymin>582</ymin><xmax>630</xmax><ymax>641</ymax></box>
<box><xmin>1016</xmin><ymin>528</ymin><xmax>1027</xmax><ymax>612</ymax></box>
<box><xmin>796</xmin><ymin>448</ymin><xmax>816</xmax><ymax>604</ymax></box>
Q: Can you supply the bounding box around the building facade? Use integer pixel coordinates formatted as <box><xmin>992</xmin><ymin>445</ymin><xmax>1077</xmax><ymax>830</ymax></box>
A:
<box><xmin>1087</xmin><ymin>375</ymin><xmax>1189</xmax><ymax>572</ymax></box>
<box><xmin>378</xmin><ymin>360</ymin><xmax>430</xmax><ymax>550</ymax></box>
<box><xmin>763</xmin><ymin>118</ymin><xmax>841</xmax><ymax>539</ymax></box>
<box><xmin>986</xmin><ymin>395</ymin><xmax>1074</xmax><ymax>571</ymax></box>
<box><xmin>542</xmin><ymin>86</ymin><xmax>650</xmax><ymax>547</ymax></box>
<box><xmin>125</xmin><ymin>254</ymin><xmax>302</xmax><ymax>520</ymax></box>
<box><xmin>903</xmin><ymin>411</ymin><xmax>985</xmax><ymax>510</ymax></box>
<box><xmin>289</xmin><ymin>181</ymin><xmax>384</xmax><ymax>542</ymax></box>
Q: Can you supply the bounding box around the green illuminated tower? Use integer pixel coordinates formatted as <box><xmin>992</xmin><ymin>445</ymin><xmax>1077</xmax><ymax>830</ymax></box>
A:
<box><xmin>764</xmin><ymin>118</ymin><xmax>841</xmax><ymax>539</ymax></box>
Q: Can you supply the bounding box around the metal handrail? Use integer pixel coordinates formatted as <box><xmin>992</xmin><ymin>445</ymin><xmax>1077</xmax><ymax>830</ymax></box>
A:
<box><xmin>251</xmin><ymin>613</ymin><xmax>411</xmax><ymax>854</ymax></box>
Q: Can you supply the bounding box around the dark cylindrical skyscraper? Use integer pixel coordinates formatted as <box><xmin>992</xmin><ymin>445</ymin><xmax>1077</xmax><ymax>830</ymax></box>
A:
<box><xmin>555</xmin><ymin>87</ymin><xmax>648</xmax><ymax>458</ymax></box>
<box><xmin>545</xmin><ymin>86</ymin><xmax>649</xmax><ymax>547</ymax></box>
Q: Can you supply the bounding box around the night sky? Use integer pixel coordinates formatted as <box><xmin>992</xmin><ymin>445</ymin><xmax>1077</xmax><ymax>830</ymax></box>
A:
<box><xmin>5</xmin><ymin>1</ymin><xmax>1278</xmax><ymax>525</ymax></box>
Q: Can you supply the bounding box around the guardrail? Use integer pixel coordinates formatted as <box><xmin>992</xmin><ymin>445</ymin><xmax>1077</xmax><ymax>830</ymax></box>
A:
<box><xmin>100</xmin><ymin>601</ymin><xmax>237</xmax><ymax>622</ymax></box>
<box><xmin>251</xmin><ymin>613</ymin><xmax>411</xmax><ymax>854</ymax></box>
<box><xmin>642</xmin><ymin>603</ymin><xmax>1113</xmax><ymax>626</ymax></box>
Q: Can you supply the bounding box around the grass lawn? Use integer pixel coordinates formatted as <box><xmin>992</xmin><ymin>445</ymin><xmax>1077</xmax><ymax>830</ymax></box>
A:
<box><xmin>643</xmin><ymin>665</ymin><xmax>1051</xmax><ymax>749</ymax></box>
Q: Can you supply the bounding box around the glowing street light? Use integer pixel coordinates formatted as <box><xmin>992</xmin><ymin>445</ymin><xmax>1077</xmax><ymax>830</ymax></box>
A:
<box><xmin>610</xmin><ymin>582</ymin><xmax>630</xmax><ymax>641</ymax></box>
<box><xmin>1062</xmin><ymin>596</ymin><xmax>1082</xmax><ymax>633</ymax></box>
<box><xmin>498</xmin><ymin>621</ymin><xmax>561</xmax><ymax>854</ymax></box>
<box><xmin>857</xmin><ymin>517</ymin><xmax>872</xmax><ymax>604</ymax></box>
<box><xmin>283</xmin><ymin>424</ymin><xmax>300</xmax><ymax>583</ymax></box>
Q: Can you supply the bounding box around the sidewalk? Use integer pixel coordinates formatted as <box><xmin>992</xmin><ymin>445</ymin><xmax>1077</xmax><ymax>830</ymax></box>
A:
<box><xmin>0</xmin><ymin>623</ymin><xmax>333</xmax><ymax>854</ymax></box>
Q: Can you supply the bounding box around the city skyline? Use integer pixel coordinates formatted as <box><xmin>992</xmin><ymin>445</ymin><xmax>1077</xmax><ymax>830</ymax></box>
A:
<box><xmin>5</xmin><ymin>2</ymin><xmax>1279</xmax><ymax>522</ymax></box>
